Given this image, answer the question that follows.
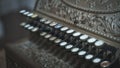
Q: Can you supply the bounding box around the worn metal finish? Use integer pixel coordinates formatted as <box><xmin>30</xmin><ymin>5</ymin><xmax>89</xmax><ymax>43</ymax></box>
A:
<box><xmin>5</xmin><ymin>0</ymin><xmax>120</xmax><ymax>68</ymax></box>
<box><xmin>35</xmin><ymin>0</ymin><xmax>120</xmax><ymax>43</ymax></box>
<box><xmin>6</xmin><ymin>39</ymin><xmax>75</xmax><ymax>68</ymax></box>
<box><xmin>63</xmin><ymin>0</ymin><xmax>120</xmax><ymax>13</ymax></box>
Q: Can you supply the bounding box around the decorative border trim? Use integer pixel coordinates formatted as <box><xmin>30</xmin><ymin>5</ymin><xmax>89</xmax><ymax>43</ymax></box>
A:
<box><xmin>36</xmin><ymin>9</ymin><xmax>120</xmax><ymax>43</ymax></box>
<box><xmin>62</xmin><ymin>0</ymin><xmax>120</xmax><ymax>14</ymax></box>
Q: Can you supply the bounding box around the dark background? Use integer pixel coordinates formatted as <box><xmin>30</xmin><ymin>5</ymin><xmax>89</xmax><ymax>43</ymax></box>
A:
<box><xmin>0</xmin><ymin>0</ymin><xmax>37</xmax><ymax>43</ymax></box>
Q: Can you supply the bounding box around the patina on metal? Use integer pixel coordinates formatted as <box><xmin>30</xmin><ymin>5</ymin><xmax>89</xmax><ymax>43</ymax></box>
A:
<box><xmin>35</xmin><ymin>0</ymin><xmax>120</xmax><ymax>43</ymax></box>
<box><xmin>5</xmin><ymin>0</ymin><xmax>120</xmax><ymax>68</ymax></box>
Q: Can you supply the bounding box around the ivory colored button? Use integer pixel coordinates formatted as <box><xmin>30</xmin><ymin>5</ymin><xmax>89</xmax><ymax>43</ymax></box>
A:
<box><xmin>73</xmin><ymin>32</ymin><xmax>81</xmax><ymax>37</ymax></box>
<box><xmin>93</xmin><ymin>58</ymin><xmax>101</xmax><ymax>63</ymax></box>
<box><xmin>20</xmin><ymin>22</ymin><xmax>26</xmax><ymax>26</ymax></box>
<box><xmin>40</xmin><ymin>18</ymin><xmax>47</xmax><ymax>22</ymax></box>
<box><xmin>95</xmin><ymin>40</ymin><xmax>104</xmax><ymax>47</ymax></box>
<box><xmin>49</xmin><ymin>37</ymin><xmax>57</xmax><ymax>41</ymax></box>
<box><xmin>40</xmin><ymin>32</ymin><xmax>47</xmax><ymax>36</ymax></box>
<box><xmin>23</xmin><ymin>12</ymin><xmax>30</xmax><ymax>15</ymax></box>
<box><xmin>54</xmin><ymin>24</ymin><xmax>62</xmax><ymax>29</ymax></box>
<box><xmin>65</xmin><ymin>45</ymin><xmax>73</xmax><ymax>49</ymax></box>
<box><xmin>85</xmin><ymin>54</ymin><xmax>94</xmax><ymax>60</ymax></box>
<box><xmin>66</xmin><ymin>29</ymin><xmax>74</xmax><ymax>34</ymax></box>
<box><xmin>44</xmin><ymin>34</ymin><xmax>51</xmax><ymax>38</ymax></box>
<box><xmin>87</xmin><ymin>38</ymin><xmax>96</xmax><ymax>43</ymax></box>
<box><xmin>54</xmin><ymin>39</ymin><xmax>62</xmax><ymax>43</ymax></box>
<box><xmin>60</xmin><ymin>42</ymin><xmax>67</xmax><ymax>46</ymax></box>
<box><xmin>50</xmin><ymin>22</ymin><xmax>57</xmax><ymax>26</ymax></box>
<box><xmin>71</xmin><ymin>48</ymin><xmax>79</xmax><ymax>53</ymax></box>
<box><xmin>45</xmin><ymin>20</ymin><xmax>51</xmax><ymax>24</ymax></box>
<box><xmin>28</xmin><ymin>26</ymin><xmax>34</xmax><ymax>30</ymax></box>
<box><xmin>32</xmin><ymin>27</ymin><xmax>39</xmax><ymax>32</ymax></box>
<box><xmin>31</xmin><ymin>14</ymin><xmax>38</xmax><ymax>18</ymax></box>
<box><xmin>80</xmin><ymin>34</ymin><xmax>89</xmax><ymax>40</ymax></box>
<box><xmin>24</xmin><ymin>24</ymin><xmax>30</xmax><ymax>28</ymax></box>
<box><xmin>61</xmin><ymin>27</ymin><xmax>69</xmax><ymax>31</ymax></box>
<box><xmin>27</xmin><ymin>13</ymin><xmax>34</xmax><ymax>17</ymax></box>
<box><xmin>78</xmin><ymin>51</ymin><xmax>87</xmax><ymax>56</ymax></box>
<box><xmin>19</xmin><ymin>10</ymin><xmax>26</xmax><ymax>13</ymax></box>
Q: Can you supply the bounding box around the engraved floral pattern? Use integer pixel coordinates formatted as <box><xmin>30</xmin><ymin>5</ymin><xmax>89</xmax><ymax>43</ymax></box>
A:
<box><xmin>64</xmin><ymin>0</ymin><xmax>120</xmax><ymax>13</ymax></box>
<box><xmin>36</xmin><ymin>0</ymin><xmax>120</xmax><ymax>41</ymax></box>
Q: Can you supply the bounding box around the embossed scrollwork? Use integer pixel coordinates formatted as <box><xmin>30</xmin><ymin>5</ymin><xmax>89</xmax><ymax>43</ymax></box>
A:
<box><xmin>36</xmin><ymin>0</ymin><xmax>120</xmax><ymax>41</ymax></box>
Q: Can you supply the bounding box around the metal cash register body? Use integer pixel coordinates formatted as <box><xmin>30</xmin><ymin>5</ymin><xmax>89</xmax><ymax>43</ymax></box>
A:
<box><xmin>6</xmin><ymin>0</ymin><xmax>120</xmax><ymax>68</ymax></box>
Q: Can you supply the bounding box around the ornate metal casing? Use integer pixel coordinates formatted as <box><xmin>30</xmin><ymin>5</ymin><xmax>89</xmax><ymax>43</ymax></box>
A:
<box><xmin>7</xmin><ymin>0</ymin><xmax>120</xmax><ymax>68</ymax></box>
<box><xmin>34</xmin><ymin>0</ymin><xmax>120</xmax><ymax>47</ymax></box>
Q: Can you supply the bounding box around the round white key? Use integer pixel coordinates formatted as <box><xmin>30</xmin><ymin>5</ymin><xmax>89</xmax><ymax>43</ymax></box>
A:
<box><xmin>20</xmin><ymin>22</ymin><xmax>26</xmax><ymax>26</ymax></box>
<box><xmin>50</xmin><ymin>22</ymin><xmax>57</xmax><ymax>26</ymax></box>
<box><xmin>78</xmin><ymin>51</ymin><xmax>87</xmax><ymax>56</ymax></box>
<box><xmin>24</xmin><ymin>24</ymin><xmax>30</xmax><ymax>28</ymax></box>
<box><xmin>95</xmin><ymin>40</ymin><xmax>104</xmax><ymax>47</ymax></box>
<box><xmin>31</xmin><ymin>14</ymin><xmax>38</xmax><ymax>18</ymax></box>
<box><xmin>23</xmin><ymin>12</ymin><xmax>30</xmax><ymax>15</ymax></box>
<box><xmin>44</xmin><ymin>34</ymin><xmax>51</xmax><ymax>38</ymax></box>
<box><xmin>45</xmin><ymin>20</ymin><xmax>51</xmax><ymax>24</ymax></box>
<box><xmin>93</xmin><ymin>58</ymin><xmax>101</xmax><ymax>63</ymax></box>
<box><xmin>85</xmin><ymin>54</ymin><xmax>94</xmax><ymax>60</ymax></box>
<box><xmin>60</xmin><ymin>42</ymin><xmax>67</xmax><ymax>46</ymax></box>
<box><xmin>27</xmin><ymin>13</ymin><xmax>34</xmax><ymax>17</ymax></box>
<box><xmin>49</xmin><ymin>37</ymin><xmax>56</xmax><ymax>41</ymax></box>
<box><xmin>80</xmin><ymin>35</ymin><xmax>89</xmax><ymax>40</ymax></box>
<box><xmin>61</xmin><ymin>27</ymin><xmax>69</xmax><ymax>31</ymax></box>
<box><xmin>28</xmin><ymin>26</ymin><xmax>34</xmax><ymax>30</ymax></box>
<box><xmin>71</xmin><ymin>48</ymin><xmax>79</xmax><ymax>53</ymax></box>
<box><xmin>87</xmin><ymin>38</ymin><xmax>96</xmax><ymax>43</ymax></box>
<box><xmin>19</xmin><ymin>10</ymin><xmax>26</xmax><ymax>13</ymax></box>
<box><xmin>40</xmin><ymin>18</ymin><xmax>47</xmax><ymax>22</ymax></box>
<box><xmin>54</xmin><ymin>24</ymin><xmax>62</xmax><ymax>29</ymax></box>
<box><xmin>65</xmin><ymin>45</ymin><xmax>73</xmax><ymax>49</ymax></box>
<box><xmin>40</xmin><ymin>32</ymin><xmax>47</xmax><ymax>36</ymax></box>
<box><xmin>66</xmin><ymin>29</ymin><xmax>74</xmax><ymax>34</ymax></box>
<box><xmin>73</xmin><ymin>32</ymin><xmax>81</xmax><ymax>37</ymax></box>
<box><xmin>31</xmin><ymin>27</ymin><xmax>39</xmax><ymax>32</ymax></box>
<box><xmin>54</xmin><ymin>39</ymin><xmax>62</xmax><ymax>43</ymax></box>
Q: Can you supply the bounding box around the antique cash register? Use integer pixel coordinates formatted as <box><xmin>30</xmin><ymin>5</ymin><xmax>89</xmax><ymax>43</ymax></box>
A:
<box><xmin>6</xmin><ymin>0</ymin><xmax>120</xmax><ymax>68</ymax></box>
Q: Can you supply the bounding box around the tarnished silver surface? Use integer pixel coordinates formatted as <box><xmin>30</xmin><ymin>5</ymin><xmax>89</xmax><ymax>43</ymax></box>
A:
<box><xmin>63</xmin><ymin>0</ymin><xmax>120</xmax><ymax>13</ymax></box>
<box><xmin>35</xmin><ymin>0</ymin><xmax>120</xmax><ymax>42</ymax></box>
<box><xmin>6</xmin><ymin>1</ymin><xmax>120</xmax><ymax>68</ymax></box>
